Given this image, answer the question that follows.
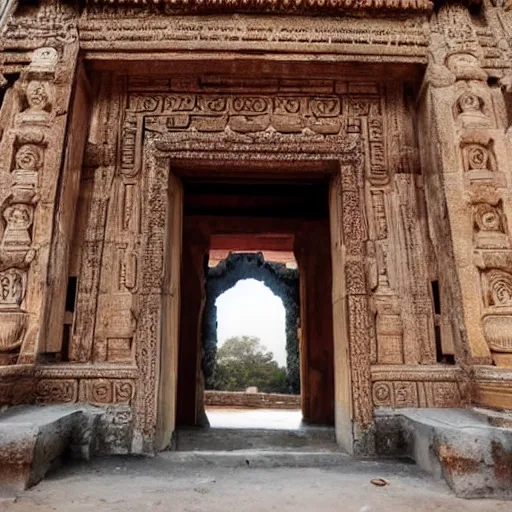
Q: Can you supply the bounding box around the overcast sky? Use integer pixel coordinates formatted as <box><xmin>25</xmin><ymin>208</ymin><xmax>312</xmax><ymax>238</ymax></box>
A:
<box><xmin>216</xmin><ymin>279</ymin><xmax>287</xmax><ymax>367</ymax></box>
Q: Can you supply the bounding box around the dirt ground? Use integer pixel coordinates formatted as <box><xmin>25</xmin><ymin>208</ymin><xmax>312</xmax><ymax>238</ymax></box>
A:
<box><xmin>0</xmin><ymin>455</ymin><xmax>510</xmax><ymax>512</ymax></box>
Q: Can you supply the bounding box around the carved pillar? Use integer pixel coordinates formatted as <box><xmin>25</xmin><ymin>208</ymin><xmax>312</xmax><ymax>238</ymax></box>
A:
<box><xmin>331</xmin><ymin>154</ymin><xmax>373</xmax><ymax>454</ymax></box>
<box><xmin>418</xmin><ymin>3</ymin><xmax>512</xmax><ymax>370</ymax></box>
<box><xmin>0</xmin><ymin>42</ymin><xmax>78</xmax><ymax>366</ymax></box>
<box><xmin>384</xmin><ymin>84</ymin><xmax>437</xmax><ymax>365</ymax></box>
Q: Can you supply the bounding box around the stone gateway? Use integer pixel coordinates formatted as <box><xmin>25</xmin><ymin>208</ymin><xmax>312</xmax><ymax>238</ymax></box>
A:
<box><xmin>1</xmin><ymin>0</ymin><xmax>512</xmax><ymax>474</ymax></box>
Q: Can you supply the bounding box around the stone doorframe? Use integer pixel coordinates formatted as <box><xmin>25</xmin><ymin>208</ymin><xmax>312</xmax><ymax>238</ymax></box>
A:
<box><xmin>135</xmin><ymin>115</ymin><xmax>373</xmax><ymax>453</ymax></box>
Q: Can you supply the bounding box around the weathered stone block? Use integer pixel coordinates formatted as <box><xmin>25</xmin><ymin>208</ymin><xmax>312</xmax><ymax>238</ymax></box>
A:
<box><xmin>375</xmin><ymin>408</ymin><xmax>512</xmax><ymax>499</ymax></box>
<box><xmin>0</xmin><ymin>405</ymin><xmax>100</xmax><ymax>493</ymax></box>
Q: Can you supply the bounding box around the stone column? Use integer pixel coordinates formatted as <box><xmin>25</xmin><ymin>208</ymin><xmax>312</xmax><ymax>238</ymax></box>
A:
<box><xmin>418</xmin><ymin>3</ymin><xmax>512</xmax><ymax>372</ymax></box>
<box><xmin>0</xmin><ymin>43</ymin><xmax>79</xmax><ymax>367</ymax></box>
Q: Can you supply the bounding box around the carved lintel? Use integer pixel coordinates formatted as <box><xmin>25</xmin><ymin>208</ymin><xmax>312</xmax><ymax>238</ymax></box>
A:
<box><xmin>86</xmin><ymin>0</ymin><xmax>433</xmax><ymax>13</ymax></box>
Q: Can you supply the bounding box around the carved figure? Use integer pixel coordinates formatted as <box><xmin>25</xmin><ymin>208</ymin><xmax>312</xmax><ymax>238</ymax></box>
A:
<box><xmin>455</xmin><ymin>92</ymin><xmax>490</xmax><ymax>127</ymax></box>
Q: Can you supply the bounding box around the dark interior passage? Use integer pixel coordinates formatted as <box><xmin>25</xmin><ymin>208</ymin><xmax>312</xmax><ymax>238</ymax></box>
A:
<box><xmin>176</xmin><ymin>175</ymin><xmax>335</xmax><ymax>427</ymax></box>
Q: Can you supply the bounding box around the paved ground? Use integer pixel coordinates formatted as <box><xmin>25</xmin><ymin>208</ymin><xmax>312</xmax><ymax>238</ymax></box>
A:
<box><xmin>0</xmin><ymin>455</ymin><xmax>510</xmax><ymax>512</ymax></box>
<box><xmin>206</xmin><ymin>407</ymin><xmax>303</xmax><ymax>429</ymax></box>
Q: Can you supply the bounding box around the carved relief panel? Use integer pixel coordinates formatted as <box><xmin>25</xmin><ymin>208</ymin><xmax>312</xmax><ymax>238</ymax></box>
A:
<box><xmin>0</xmin><ymin>47</ymin><xmax>59</xmax><ymax>365</ymax></box>
<box><xmin>366</xmin><ymin>83</ymin><xmax>437</xmax><ymax>370</ymax></box>
<box><xmin>420</xmin><ymin>2</ymin><xmax>512</xmax><ymax>369</ymax></box>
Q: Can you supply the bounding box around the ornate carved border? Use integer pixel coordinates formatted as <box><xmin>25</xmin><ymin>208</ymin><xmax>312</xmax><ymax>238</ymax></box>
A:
<box><xmin>122</xmin><ymin>84</ymin><xmax>376</xmax><ymax>448</ymax></box>
<box><xmin>86</xmin><ymin>0</ymin><xmax>433</xmax><ymax>14</ymax></box>
<box><xmin>77</xmin><ymin>12</ymin><xmax>430</xmax><ymax>62</ymax></box>
<box><xmin>52</xmin><ymin>76</ymin><xmax>438</xmax><ymax>452</ymax></box>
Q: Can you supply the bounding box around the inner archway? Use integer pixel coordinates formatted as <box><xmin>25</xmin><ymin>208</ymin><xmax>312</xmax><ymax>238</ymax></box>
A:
<box><xmin>203</xmin><ymin>254</ymin><xmax>301</xmax><ymax>429</ymax></box>
<box><xmin>203</xmin><ymin>253</ymin><xmax>300</xmax><ymax>396</ymax></box>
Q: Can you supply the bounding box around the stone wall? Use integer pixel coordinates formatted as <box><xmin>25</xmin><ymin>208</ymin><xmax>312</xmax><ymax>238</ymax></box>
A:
<box><xmin>205</xmin><ymin>390</ymin><xmax>300</xmax><ymax>409</ymax></box>
<box><xmin>2</xmin><ymin>0</ymin><xmax>512</xmax><ymax>456</ymax></box>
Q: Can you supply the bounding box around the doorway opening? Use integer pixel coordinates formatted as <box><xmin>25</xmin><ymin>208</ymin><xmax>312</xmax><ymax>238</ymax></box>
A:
<box><xmin>176</xmin><ymin>175</ymin><xmax>335</xmax><ymax>433</ymax></box>
<box><xmin>205</xmin><ymin>253</ymin><xmax>301</xmax><ymax>430</ymax></box>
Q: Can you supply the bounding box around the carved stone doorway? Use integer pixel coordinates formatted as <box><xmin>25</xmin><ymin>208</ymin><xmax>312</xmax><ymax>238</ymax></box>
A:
<box><xmin>100</xmin><ymin>79</ymin><xmax>376</xmax><ymax>454</ymax></box>
<box><xmin>175</xmin><ymin>178</ymin><xmax>334</xmax><ymax>430</ymax></box>
<box><xmin>138</xmin><ymin>152</ymin><xmax>369</xmax><ymax>455</ymax></box>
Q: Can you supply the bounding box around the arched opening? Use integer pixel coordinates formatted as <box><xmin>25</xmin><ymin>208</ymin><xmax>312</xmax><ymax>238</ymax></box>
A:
<box><xmin>207</xmin><ymin>278</ymin><xmax>300</xmax><ymax>427</ymax></box>
<box><xmin>202</xmin><ymin>253</ymin><xmax>302</xmax><ymax>428</ymax></box>
<box><xmin>216</xmin><ymin>279</ymin><xmax>287</xmax><ymax>380</ymax></box>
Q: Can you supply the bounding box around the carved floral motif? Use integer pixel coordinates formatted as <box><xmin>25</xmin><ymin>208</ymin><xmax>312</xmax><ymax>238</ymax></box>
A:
<box><xmin>473</xmin><ymin>203</ymin><xmax>509</xmax><ymax>248</ymax></box>
<box><xmin>373</xmin><ymin>382</ymin><xmax>392</xmax><ymax>407</ymax></box>
<box><xmin>463</xmin><ymin>143</ymin><xmax>495</xmax><ymax>173</ymax></box>
<box><xmin>482</xmin><ymin>271</ymin><xmax>512</xmax><ymax>352</ymax></box>
<box><xmin>455</xmin><ymin>91</ymin><xmax>490</xmax><ymax>127</ymax></box>
<box><xmin>79</xmin><ymin>379</ymin><xmax>135</xmax><ymax>405</ymax></box>
<box><xmin>0</xmin><ymin>269</ymin><xmax>24</xmax><ymax>308</ymax></box>
<box><xmin>36</xmin><ymin>379</ymin><xmax>78</xmax><ymax>403</ymax></box>
<box><xmin>474</xmin><ymin>204</ymin><xmax>504</xmax><ymax>233</ymax></box>
<box><xmin>484</xmin><ymin>269</ymin><xmax>512</xmax><ymax>307</ymax></box>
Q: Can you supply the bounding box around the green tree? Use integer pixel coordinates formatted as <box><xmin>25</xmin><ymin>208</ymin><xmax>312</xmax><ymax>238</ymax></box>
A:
<box><xmin>215</xmin><ymin>336</ymin><xmax>289</xmax><ymax>394</ymax></box>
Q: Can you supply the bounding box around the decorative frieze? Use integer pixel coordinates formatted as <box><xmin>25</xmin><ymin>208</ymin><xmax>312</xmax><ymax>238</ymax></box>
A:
<box><xmin>79</xmin><ymin>379</ymin><xmax>135</xmax><ymax>406</ymax></box>
<box><xmin>86</xmin><ymin>0</ymin><xmax>433</xmax><ymax>13</ymax></box>
<box><xmin>371</xmin><ymin>340</ymin><xmax>468</xmax><ymax>409</ymax></box>
<box><xmin>35</xmin><ymin>377</ymin><xmax>136</xmax><ymax>406</ymax></box>
<box><xmin>76</xmin><ymin>12</ymin><xmax>430</xmax><ymax>63</ymax></box>
<box><xmin>372</xmin><ymin>380</ymin><xmax>465</xmax><ymax>408</ymax></box>
<box><xmin>36</xmin><ymin>378</ymin><xmax>78</xmax><ymax>403</ymax></box>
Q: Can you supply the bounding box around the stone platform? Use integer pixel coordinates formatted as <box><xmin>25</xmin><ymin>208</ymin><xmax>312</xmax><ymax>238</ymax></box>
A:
<box><xmin>2</xmin><ymin>405</ymin><xmax>512</xmax><ymax>499</ymax></box>
<box><xmin>0</xmin><ymin>405</ymin><xmax>101</xmax><ymax>494</ymax></box>
<box><xmin>175</xmin><ymin>421</ymin><xmax>344</xmax><ymax>467</ymax></box>
<box><xmin>375</xmin><ymin>408</ymin><xmax>512</xmax><ymax>499</ymax></box>
<box><xmin>164</xmin><ymin>449</ymin><xmax>351</xmax><ymax>468</ymax></box>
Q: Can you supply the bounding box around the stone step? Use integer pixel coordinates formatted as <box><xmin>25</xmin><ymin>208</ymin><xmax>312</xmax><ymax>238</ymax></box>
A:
<box><xmin>375</xmin><ymin>408</ymin><xmax>512</xmax><ymax>500</ymax></box>
<box><xmin>175</xmin><ymin>426</ymin><xmax>338</xmax><ymax>452</ymax></box>
<box><xmin>161</xmin><ymin>449</ymin><xmax>350</xmax><ymax>468</ymax></box>
<box><xmin>0</xmin><ymin>405</ymin><xmax>101</xmax><ymax>493</ymax></box>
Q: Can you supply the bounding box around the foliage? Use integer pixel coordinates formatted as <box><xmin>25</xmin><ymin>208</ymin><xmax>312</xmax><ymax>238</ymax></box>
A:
<box><xmin>214</xmin><ymin>335</ymin><xmax>288</xmax><ymax>394</ymax></box>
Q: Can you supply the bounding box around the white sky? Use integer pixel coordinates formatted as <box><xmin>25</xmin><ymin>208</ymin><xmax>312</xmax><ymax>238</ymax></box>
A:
<box><xmin>216</xmin><ymin>279</ymin><xmax>287</xmax><ymax>367</ymax></box>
